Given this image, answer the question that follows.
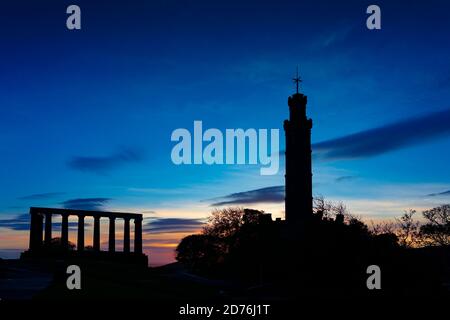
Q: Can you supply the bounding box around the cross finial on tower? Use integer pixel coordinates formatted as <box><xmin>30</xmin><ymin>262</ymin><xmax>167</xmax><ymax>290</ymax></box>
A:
<box><xmin>292</xmin><ymin>66</ymin><xmax>302</xmax><ymax>94</ymax></box>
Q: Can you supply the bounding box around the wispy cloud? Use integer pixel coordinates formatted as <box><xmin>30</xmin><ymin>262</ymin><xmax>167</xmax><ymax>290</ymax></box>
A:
<box><xmin>143</xmin><ymin>217</ymin><xmax>205</xmax><ymax>234</ymax></box>
<box><xmin>18</xmin><ymin>192</ymin><xmax>66</xmax><ymax>201</ymax></box>
<box><xmin>310</xmin><ymin>25</ymin><xmax>354</xmax><ymax>50</ymax></box>
<box><xmin>0</xmin><ymin>214</ymin><xmax>84</xmax><ymax>231</ymax></box>
<box><xmin>209</xmin><ymin>185</ymin><xmax>284</xmax><ymax>206</ymax></box>
<box><xmin>313</xmin><ymin>108</ymin><xmax>450</xmax><ymax>160</ymax></box>
<box><xmin>335</xmin><ymin>176</ymin><xmax>357</xmax><ymax>183</ymax></box>
<box><xmin>0</xmin><ymin>214</ymin><xmax>29</xmax><ymax>231</ymax></box>
<box><xmin>427</xmin><ymin>190</ymin><xmax>450</xmax><ymax>197</ymax></box>
<box><xmin>67</xmin><ymin>148</ymin><xmax>143</xmax><ymax>173</ymax></box>
<box><xmin>60</xmin><ymin>198</ymin><xmax>111</xmax><ymax>210</ymax></box>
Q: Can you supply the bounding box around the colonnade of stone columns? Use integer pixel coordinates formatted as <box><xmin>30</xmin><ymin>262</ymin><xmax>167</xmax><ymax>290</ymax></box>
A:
<box><xmin>29</xmin><ymin>207</ymin><xmax>143</xmax><ymax>255</ymax></box>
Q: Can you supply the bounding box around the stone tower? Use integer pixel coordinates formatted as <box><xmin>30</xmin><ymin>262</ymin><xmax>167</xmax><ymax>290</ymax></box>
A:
<box><xmin>283</xmin><ymin>75</ymin><xmax>313</xmax><ymax>227</ymax></box>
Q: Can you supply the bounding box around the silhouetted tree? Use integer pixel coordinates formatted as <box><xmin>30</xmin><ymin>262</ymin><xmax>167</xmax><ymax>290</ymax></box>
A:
<box><xmin>313</xmin><ymin>195</ymin><xmax>333</xmax><ymax>219</ymax></box>
<box><xmin>370</xmin><ymin>220</ymin><xmax>396</xmax><ymax>235</ymax></box>
<box><xmin>420</xmin><ymin>204</ymin><xmax>450</xmax><ymax>246</ymax></box>
<box><xmin>175</xmin><ymin>234</ymin><xmax>225</xmax><ymax>274</ymax></box>
<box><xmin>47</xmin><ymin>237</ymin><xmax>76</xmax><ymax>252</ymax></box>
<box><xmin>177</xmin><ymin>208</ymin><xmax>266</xmax><ymax>276</ymax></box>
<box><xmin>396</xmin><ymin>209</ymin><xmax>421</xmax><ymax>248</ymax></box>
<box><xmin>333</xmin><ymin>201</ymin><xmax>349</xmax><ymax>217</ymax></box>
<box><xmin>203</xmin><ymin>207</ymin><xmax>248</xmax><ymax>238</ymax></box>
<box><xmin>347</xmin><ymin>216</ymin><xmax>369</xmax><ymax>234</ymax></box>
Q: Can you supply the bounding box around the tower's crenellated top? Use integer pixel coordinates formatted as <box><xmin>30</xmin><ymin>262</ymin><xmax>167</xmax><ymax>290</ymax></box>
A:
<box><xmin>288</xmin><ymin>68</ymin><xmax>309</xmax><ymax>123</ymax></box>
<box><xmin>288</xmin><ymin>92</ymin><xmax>308</xmax><ymax>124</ymax></box>
<box><xmin>288</xmin><ymin>93</ymin><xmax>307</xmax><ymax>108</ymax></box>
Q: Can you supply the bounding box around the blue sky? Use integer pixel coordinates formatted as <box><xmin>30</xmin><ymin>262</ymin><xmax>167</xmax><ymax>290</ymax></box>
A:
<box><xmin>1</xmin><ymin>0</ymin><xmax>450</xmax><ymax>263</ymax></box>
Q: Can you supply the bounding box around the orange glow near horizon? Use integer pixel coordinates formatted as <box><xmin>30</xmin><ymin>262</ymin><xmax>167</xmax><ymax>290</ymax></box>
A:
<box><xmin>0</xmin><ymin>221</ymin><xmax>202</xmax><ymax>267</ymax></box>
<box><xmin>0</xmin><ymin>199</ymin><xmax>430</xmax><ymax>266</ymax></box>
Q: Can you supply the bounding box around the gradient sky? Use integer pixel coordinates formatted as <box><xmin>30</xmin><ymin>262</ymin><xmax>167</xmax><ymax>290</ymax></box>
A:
<box><xmin>1</xmin><ymin>0</ymin><xmax>450</xmax><ymax>265</ymax></box>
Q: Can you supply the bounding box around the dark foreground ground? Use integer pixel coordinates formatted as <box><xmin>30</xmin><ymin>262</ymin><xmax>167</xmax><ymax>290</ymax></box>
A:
<box><xmin>1</xmin><ymin>249</ymin><xmax>450</xmax><ymax>302</ymax></box>
<box><xmin>0</xmin><ymin>258</ymin><xmax>291</xmax><ymax>301</ymax></box>
<box><xmin>1</xmin><ymin>257</ymin><xmax>450</xmax><ymax>319</ymax></box>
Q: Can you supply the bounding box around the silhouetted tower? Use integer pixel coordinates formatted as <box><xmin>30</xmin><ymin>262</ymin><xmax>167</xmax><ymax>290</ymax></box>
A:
<box><xmin>283</xmin><ymin>70</ymin><xmax>313</xmax><ymax>227</ymax></box>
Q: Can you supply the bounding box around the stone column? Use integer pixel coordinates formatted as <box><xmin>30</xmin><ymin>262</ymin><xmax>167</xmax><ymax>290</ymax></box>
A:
<box><xmin>108</xmin><ymin>216</ymin><xmax>115</xmax><ymax>252</ymax></box>
<box><xmin>134</xmin><ymin>217</ymin><xmax>142</xmax><ymax>254</ymax></box>
<box><xmin>124</xmin><ymin>218</ymin><xmax>130</xmax><ymax>253</ymax></box>
<box><xmin>93</xmin><ymin>216</ymin><xmax>100</xmax><ymax>252</ymax></box>
<box><xmin>61</xmin><ymin>214</ymin><xmax>69</xmax><ymax>250</ymax></box>
<box><xmin>29</xmin><ymin>211</ymin><xmax>44</xmax><ymax>251</ymax></box>
<box><xmin>44</xmin><ymin>213</ymin><xmax>52</xmax><ymax>246</ymax></box>
<box><xmin>77</xmin><ymin>215</ymin><xmax>85</xmax><ymax>251</ymax></box>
